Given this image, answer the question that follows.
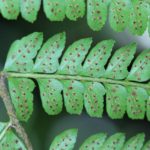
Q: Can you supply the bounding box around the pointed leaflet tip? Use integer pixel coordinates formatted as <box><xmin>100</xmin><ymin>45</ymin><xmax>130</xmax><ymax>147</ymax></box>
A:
<box><xmin>127</xmin><ymin>49</ymin><xmax>150</xmax><ymax>82</ymax></box>
<box><xmin>79</xmin><ymin>133</ymin><xmax>107</xmax><ymax>150</ymax></box>
<box><xmin>102</xmin><ymin>133</ymin><xmax>125</xmax><ymax>150</ymax></box>
<box><xmin>58</xmin><ymin>37</ymin><xmax>92</xmax><ymax>75</ymax></box>
<box><xmin>4</xmin><ymin>32</ymin><xmax>43</xmax><ymax>72</ymax></box>
<box><xmin>49</xmin><ymin>128</ymin><xmax>78</xmax><ymax>150</ymax></box>
<box><xmin>80</xmin><ymin>39</ymin><xmax>115</xmax><ymax>77</ymax></box>
<box><xmin>105</xmin><ymin>42</ymin><xmax>137</xmax><ymax>79</ymax></box>
<box><xmin>122</xmin><ymin>133</ymin><xmax>145</xmax><ymax>150</ymax></box>
<box><xmin>34</xmin><ymin>32</ymin><xmax>66</xmax><ymax>73</ymax></box>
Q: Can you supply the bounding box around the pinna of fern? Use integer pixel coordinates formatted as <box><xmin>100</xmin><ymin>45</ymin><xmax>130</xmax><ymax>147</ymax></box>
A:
<box><xmin>1</xmin><ymin>126</ymin><xmax>150</xmax><ymax>150</ymax></box>
<box><xmin>0</xmin><ymin>0</ymin><xmax>150</xmax><ymax>36</ymax></box>
<box><xmin>1</xmin><ymin>32</ymin><xmax>150</xmax><ymax>122</ymax></box>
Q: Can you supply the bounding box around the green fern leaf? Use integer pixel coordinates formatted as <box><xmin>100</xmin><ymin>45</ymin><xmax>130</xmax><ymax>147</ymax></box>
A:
<box><xmin>65</xmin><ymin>0</ymin><xmax>85</xmax><ymax>21</ymax></box>
<box><xmin>127</xmin><ymin>87</ymin><xmax>148</xmax><ymax>120</ymax></box>
<box><xmin>79</xmin><ymin>133</ymin><xmax>107</xmax><ymax>150</ymax></box>
<box><xmin>63</xmin><ymin>80</ymin><xmax>84</xmax><ymax>115</ymax></box>
<box><xmin>122</xmin><ymin>133</ymin><xmax>145</xmax><ymax>150</ymax></box>
<box><xmin>34</xmin><ymin>32</ymin><xmax>66</xmax><ymax>73</ymax></box>
<box><xmin>49</xmin><ymin>128</ymin><xmax>78</xmax><ymax>150</ymax></box>
<box><xmin>37</xmin><ymin>79</ymin><xmax>63</xmax><ymax>115</ymax></box>
<box><xmin>3</xmin><ymin>32</ymin><xmax>150</xmax><ymax>122</ymax></box>
<box><xmin>4</xmin><ymin>32</ymin><xmax>43</xmax><ymax>72</ymax></box>
<box><xmin>127</xmin><ymin>49</ymin><xmax>150</xmax><ymax>82</ymax></box>
<box><xmin>84</xmin><ymin>82</ymin><xmax>105</xmax><ymax>118</ymax></box>
<box><xmin>58</xmin><ymin>37</ymin><xmax>92</xmax><ymax>75</ymax></box>
<box><xmin>43</xmin><ymin>0</ymin><xmax>66</xmax><ymax>21</ymax></box>
<box><xmin>0</xmin><ymin>129</ymin><xmax>26</xmax><ymax>150</ymax></box>
<box><xmin>101</xmin><ymin>133</ymin><xmax>125</xmax><ymax>150</ymax></box>
<box><xmin>129</xmin><ymin>0</ymin><xmax>149</xmax><ymax>35</ymax></box>
<box><xmin>87</xmin><ymin>0</ymin><xmax>108</xmax><ymax>31</ymax></box>
<box><xmin>104</xmin><ymin>43</ymin><xmax>136</xmax><ymax>79</ymax></box>
<box><xmin>105</xmin><ymin>84</ymin><xmax>127</xmax><ymax>119</ymax></box>
<box><xmin>80</xmin><ymin>39</ymin><xmax>115</xmax><ymax>77</ymax></box>
<box><xmin>0</xmin><ymin>0</ymin><xmax>19</xmax><ymax>20</ymax></box>
<box><xmin>20</xmin><ymin>0</ymin><xmax>41</xmax><ymax>23</ymax></box>
<box><xmin>142</xmin><ymin>140</ymin><xmax>150</xmax><ymax>150</ymax></box>
<box><xmin>109</xmin><ymin>0</ymin><xmax>131</xmax><ymax>32</ymax></box>
<box><xmin>8</xmin><ymin>78</ymin><xmax>35</xmax><ymax>121</ymax></box>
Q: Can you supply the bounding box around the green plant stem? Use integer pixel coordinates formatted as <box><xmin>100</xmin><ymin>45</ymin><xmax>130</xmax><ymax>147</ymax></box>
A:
<box><xmin>0</xmin><ymin>73</ymin><xmax>33</xmax><ymax>150</ymax></box>
<box><xmin>0</xmin><ymin>122</ymin><xmax>12</xmax><ymax>141</ymax></box>
<box><xmin>4</xmin><ymin>72</ymin><xmax>150</xmax><ymax>90</ymax></box>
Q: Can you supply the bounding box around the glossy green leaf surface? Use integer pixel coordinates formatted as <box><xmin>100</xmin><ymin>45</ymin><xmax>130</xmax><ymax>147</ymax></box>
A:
<box><xmin>43</xmin><ymin>0</ymin><xmax>66</xmax><ymax>21</ymax></box>
<box><xmin>84</xmin><ymin>82</ymin><xmax>105</xmax><ymax>118</ymax></box>
<box><xmin>105</xmin><ymin>84</ymin><xmax>127</xmax><ymax>119</ymax></box>
<box><xmin>49</xmin><ymin>128</ymin><xmax>78</xmax><ymax>150</ymax></box>
<box><xmin>129</xmin><ymin>0</ymin><xmax>149</xmax><ymax>35</ymax></box>
<box><xmin>65</xmin><ymin>0</ymin><xmax>85</xmax><ymax>21</ymax></box>
<box><xmin>127</xmin><ymin>87</ymin><xmax>148</xmax><ymax>120</ymax></box>
<box><xmin>34</xmin><ymin>32</ymin><xmax>66</xmax><ymax>73</ymax></box>
<box><xmin>127</xmin><ymin>49</ymin><xmax>150</xmax><ymax>82</ymax></box>
<box><xmin>4</xmin><ymin>32</ymin><xmax>43</xmax><ymax>72</ymax></box>
<box><xmin>87</xmin><ymin>0</ymin><xmax>108</xmax><ymax>31</ymax></box>
<box><xmin>8</xmin><ymin>78</ymin><xmax>35</xmax><ymax>121</ymax></box>
<box><xmin>109</xmin><ymin>0</ymin><xmax>131</xmax><ymax>32</ymax></box>
<box><xmin>79</xmin><ymin>133</ymin><xmax>107</xmax><ymax>150</ymax></box>
<box><xmin>63</xmin><ymin>80</ymin><xmax>84</xmax><ymax>115</ymax></box>
<box><xmin>20</xmin><ymin>0</ymin><xmax>41</xmax><ymax>23</ymax></box>
<box><xmin>81</xmin><ymin>40</ymin><xmax>115</xmax><ymax>77</ymax></box>
<box><xmin>58</xmin><ymin>38</ymin><xmax>92</xmax><ymax>75</ymax></box>
<box><xmin>0</xmin><ymin>0</ymin><xmax>19</xmax><ymax>20</ymax></box>
<box><xmin>105</xmin><ymin>43</ymin><xmax>136</xmax><ymax>79</ymax></box>
<box><xmin>37</xmin><ymin>79</ymin><xmax>63</xmax><ymax>115</ymax></box>
<box><xmin>102</xmin><ymin>133</ymin><xmax>125</xmax><ymax>150</ymax></box>
<box><xmin>123</xmin><ymin>133</ymin><xmax>145</xmax><ymax>150</ymax></box>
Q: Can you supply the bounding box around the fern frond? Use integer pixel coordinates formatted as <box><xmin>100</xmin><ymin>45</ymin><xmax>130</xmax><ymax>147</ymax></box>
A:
<box><xmin>0</xmin><ymin>0</ymin><xmax>150</xmax><ymax>35</ymax></box>
<box><xmin>2</xmin><ymin>32</ymin><xmax>150</xmax><ymax>122</ymax></box>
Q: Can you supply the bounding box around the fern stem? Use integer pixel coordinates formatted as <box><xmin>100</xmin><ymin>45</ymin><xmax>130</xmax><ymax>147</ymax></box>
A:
<box><xmin>0</xmin><ymin>73</ymin><xmax>33</xmax><ymax>150</ymax></box>
<box><xmin>5</xmin><ymin>72</ymin><xmax>150</xmax><ymax>90</ymax></box>
<box><xmin>0</xmin><ymin>121</ymin><xmax>12</xmax><ymax>141</ymax></box>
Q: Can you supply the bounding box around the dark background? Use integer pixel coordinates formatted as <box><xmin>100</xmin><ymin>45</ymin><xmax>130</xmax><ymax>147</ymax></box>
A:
<box><xmin>0</xmin><ymin>9</ymin><xmax>150</xmax><ymax>150</ymax></box>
